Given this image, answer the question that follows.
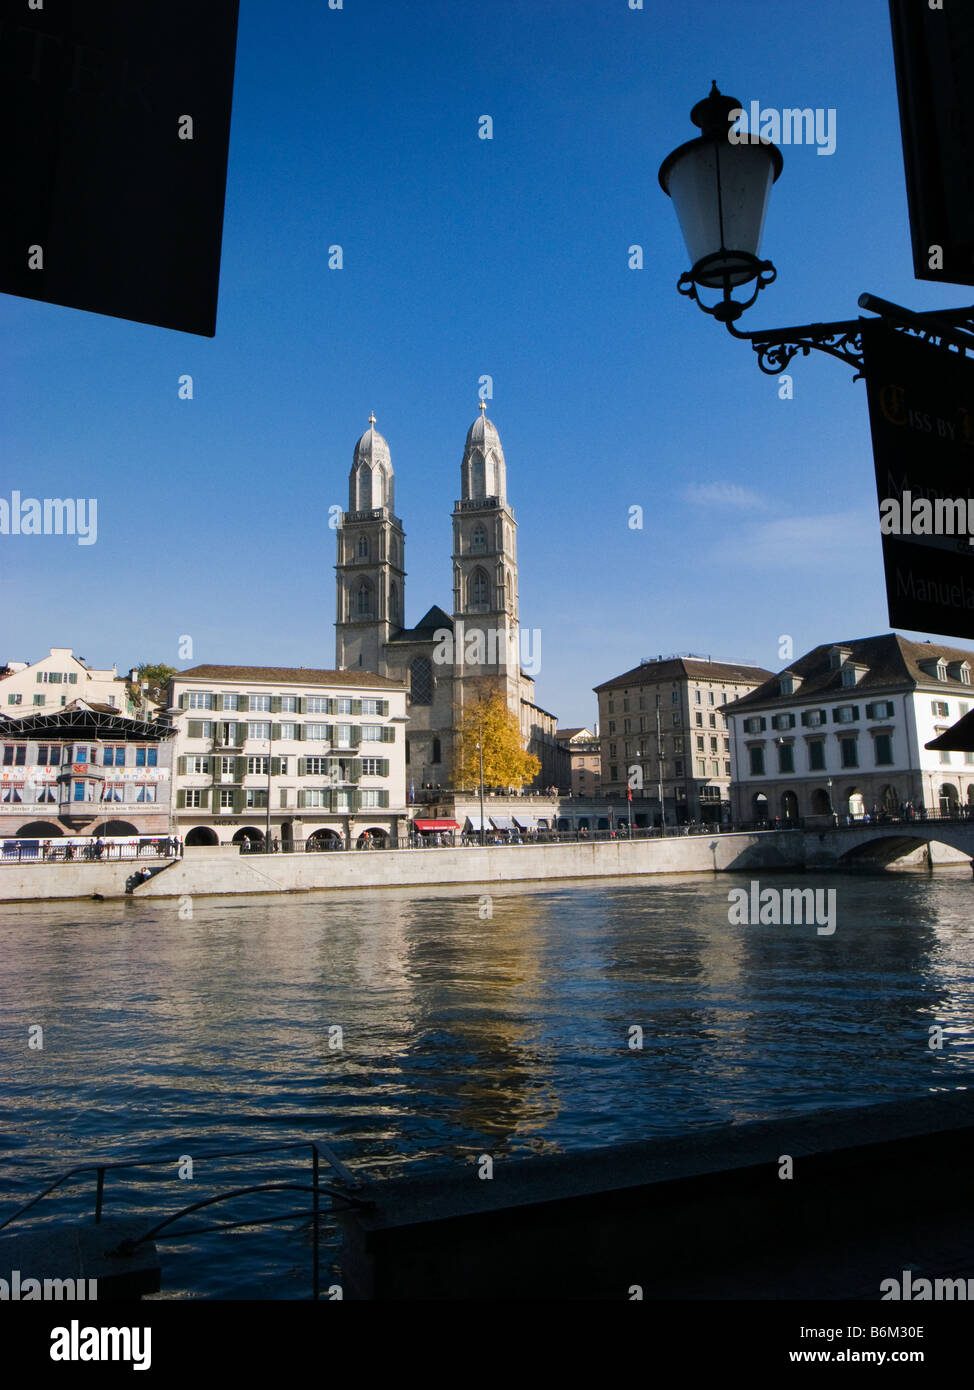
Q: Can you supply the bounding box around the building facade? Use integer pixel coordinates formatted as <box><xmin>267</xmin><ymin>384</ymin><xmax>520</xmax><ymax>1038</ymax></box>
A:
<box><xmin>334</xmin><ymin>408</ymin><xmax>561</xmax><ymax>789</ymax></box>
<box><xmin>594</xmin><ymin>655</ymin><xmax>775</xmax><ymax>824</ymax></box>
<box><xmin>168</xmin><ymin>665</ymin><xmax>408</xmax><ymax>848</ymax></box>
<box><xmin>724</xmin><ymin>634</ymin><xmax>974</xmax><ymax>822</ymax></box>
<box><xmin>556</xmin><ymin>727</ymin><xmax>601</xmax><ymax>796</ymax></box>
<box><xmin>1</xmin><ymin>648</ymin><xmax>135</xmax><ymax>718</ymax></box>
<box><xmin>0</xmin><ymin>703</ymin><xmax>175</xmax><ymax>838</ymax></box>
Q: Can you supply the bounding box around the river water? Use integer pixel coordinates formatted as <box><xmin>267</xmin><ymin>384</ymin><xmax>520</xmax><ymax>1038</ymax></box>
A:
<box><xmin>2</xmin><ymin>870</ymin><xmax>973</xmax><ymax>1297</ymax></box>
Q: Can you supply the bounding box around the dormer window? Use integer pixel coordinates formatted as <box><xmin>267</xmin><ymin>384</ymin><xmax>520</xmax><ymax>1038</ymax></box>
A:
<box><xmin>778</xmin><ymin>673</ymin><xmax>801</xmax><ymax>696</ymax></box>
<box><xmin>947</xmin><ymin>660</ymin><xmax>971</xmax><ymax>684</ymax></box>
<box><xmin>937</xmin><ymin>661</ymin><xmax>948</xmax><ymax>681</ymax></box>
<box><xmin>840</xmin><ymin>665</ymin><xmax>867</xmax><ymax>687</ymax></box>
<box><xmin>828</xmin><ymin>646</ymin><xmax>852</xmax><ymax>670</ymax></box>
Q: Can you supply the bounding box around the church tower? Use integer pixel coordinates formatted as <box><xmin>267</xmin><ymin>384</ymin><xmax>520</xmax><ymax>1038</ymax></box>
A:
<box><xmin>335</xmin><ymin>415</ymin><xmax>406</xmax><ymax>673</ymax></box>
<box><xmin>451</xmin><ymin>403</ymin><xmax>522</xmax><ymax>720</ymax></box>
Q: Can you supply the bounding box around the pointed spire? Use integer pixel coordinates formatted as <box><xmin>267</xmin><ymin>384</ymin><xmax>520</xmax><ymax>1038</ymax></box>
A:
<box><xmin>369</xmin><ymin>411</ymin><xmax>377</xmax><ymax>427</ymax></box>
<box><xmin>479</xmin><ymin>399</ymin><xmax>487</xmax><ymax>415</ymax></box>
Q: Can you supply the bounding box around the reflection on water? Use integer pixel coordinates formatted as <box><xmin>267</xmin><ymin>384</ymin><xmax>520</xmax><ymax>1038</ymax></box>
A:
<box><xmin>1</xmin><ymin>870</ymin><xmax>973</xmax><ymax>1296</ymax></box>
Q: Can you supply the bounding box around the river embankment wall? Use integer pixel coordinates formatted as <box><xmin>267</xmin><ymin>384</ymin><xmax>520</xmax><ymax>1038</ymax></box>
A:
<box><xmin>1</xmin><ymin>831</ymin><xmax>799</xmax><ymax>902</ymax></box>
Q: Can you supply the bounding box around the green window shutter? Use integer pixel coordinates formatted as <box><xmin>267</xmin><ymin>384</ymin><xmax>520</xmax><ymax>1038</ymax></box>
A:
<box><xmin>295</xmin><ymin>697</ymin><xmax>305</xmax><ymax>714</ymax></box>
<box><xmin>297</xmin><ymin>789</ymin><xmax>306</xmax><ymax>809</ymax></box>
<box><xmin>271</xmin><ymin>756</ymin><xmax>282</xmax><ymax>776</ymax></box>
<box><xmin>380</xmin><ymin>700</ymin><xmax>389</xmax><ymax>716</ymax></box>
<box><xmin>270</xmin><ymin>696</ymin><xmax>281</xmax><ymax>714</ymax></box>
<box><xmin>865</xmin><ymin>703</ymin><xmax>874</xmax><ymax>719</ymax></box>
<box><xmin>188</xmin><ymin>720</ymin><xmax>203</xmax><ymax>739</ymax></box>
<box><xmin>296</xmin><ymin>757</ymin><xmax>305</xmax><ymax>776</ymax></box>
<box><xmin>271</xmin><ymin>723</ymin><xmax>281</xmax><ymax>740</ymax></box>
<box><xmin>211</xmin><ymin>787</ymin><xmax>223</xmax><ymax>812</ymax></box>
<box><xmin>36</xmin><ymin>672</ymin><xmax>43</xmax><ymax>683</ymax></box>
<box><xmin>349</xmin><ymin>789</ymin><xmax>361</xmax><ymax>812</ymax></box>
<box><xmin>176</xmin><ymin>789</ymin><xmax>186</xmax><ymax>809</ymax></box>
<box><xmin>381</xmin><ymin>725</ymin><xmax>395</xmax><ymax>743</ymax></box>
<box><xmin>380</xmin><ymin>758</ymin><xmax>389</xmax><ymax>777</ymax></box>
<box><xmin>327</xmin><ymin>698</ymin><xmax>338</xmax><ymax>715</ymax></box>
<box><xmin>351</xmin><ymin>726</ymin><xmax>361</xmax><ymax>746</ymax></box>
<box><xmin>326</xmin><ymin>724</ymin><xmax>335</xmax><ymax>744</ymax></box>
<box><xmin>232</xmin><ymin>756</ymin><xmax>243</xmax><ymax>780</ymax></box>
<box><xmin>380</xmin><ymin>789</ymin><xmax>389</xmax><ymax>808</ymax></box>
<box><xmin>852</xmin><ymin>705</ymin><xmax>860</xmax><ymax>721</ymax></box>
<box><xmin>179</xmin><ymin>692</ymin><xmax>188</xmax><ymax>709</ymax></box>
<box><xmin>237</xmin><ymin>695</ymin><xmax>249</xmax><ymax>713</ymax></box>
<box><xmin>292</xmin><ymin>724</ymin><xmax>303</xmax><ymax>741</ymax></box>
<box><xmin>279</xmin><ymin>788</ymin><xmax>288</xmax><ymax>808</ymax></box>
<box><xmin>233</xmin><ymin>787</ymin><xmax>245</xmax><ymax>814</ymax></box>
<box><xmin>351</xmin><ymin>699</ymin><xmax>363</xmax><ymax>716</ymax></box>
<box><xmin>177</xmin><ymin>756</ymin><xmax>187</xmax><ymax>774</ymax></box>
<box><xmin>348</xmin><ymin>761</ymin><xmax>361</xmax><ymax>783</ymax></box>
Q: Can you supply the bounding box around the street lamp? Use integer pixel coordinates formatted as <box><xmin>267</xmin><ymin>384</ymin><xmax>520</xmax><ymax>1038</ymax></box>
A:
<box><xmin>658</xmin><ymin>81</ymin><xmax>781</xmax><ymax>326</ymax></box>
<box><xmin>659</xmin><ymin>82</ymin><xmax>974</xmax><ymax>376</ymax></box>
<box><xmin>826</xmin><ymin>777</ymin><xmax>835</xmax><ymax>826</ymax></box>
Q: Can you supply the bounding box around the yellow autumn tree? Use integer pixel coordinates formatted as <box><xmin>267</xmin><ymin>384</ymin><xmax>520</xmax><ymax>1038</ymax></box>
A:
<box><xmin>453</xmin><ymin>691</ymin><xmax>541</xmax><ymax>791</ymax></box>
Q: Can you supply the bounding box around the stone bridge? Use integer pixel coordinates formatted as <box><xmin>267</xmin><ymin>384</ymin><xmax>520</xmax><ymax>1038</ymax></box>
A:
<box><xmin>802</xmin><ymin>819</ymin><xmax>974</xmax><ymax>870</ymax></box>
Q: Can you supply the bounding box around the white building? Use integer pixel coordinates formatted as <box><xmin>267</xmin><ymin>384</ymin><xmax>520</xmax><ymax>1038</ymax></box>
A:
<box><xmin>1</xmin><ymin>648</ymin><xmax>134</xmax><ymax>717</ymax></box>
<box><xmin>169</xmin><ymin>665</ymin><xmax>408</xmax><ymax>849</ymax></box>
<box><xmin>724</xmin><ymin>634</ymin><xmax>974</xmax><ymax>822</ymax></box>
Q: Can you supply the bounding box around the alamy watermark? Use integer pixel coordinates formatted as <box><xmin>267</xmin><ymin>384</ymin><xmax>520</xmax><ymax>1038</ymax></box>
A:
<box><xmin>433</xmin><ymin>622</ymin><xmax>541</xmax><ymax>677</ymax></box>
<box><xmin>728</xmin><ymin>101</ymin><xmax>836</xmax><ymax>156</ymax></box>
<box><xmin>879</xmin><ymin>491</ymin><xmax>974</xmax><ymax>544</ymax></box>
<box><xmin>1</xmin><ymin>1269</ymin><xmax>97</xmax><ymax>1300</ymax></box>
<box><xmin>728</xmin><ymin>880</ymin><xmax>836</xmax><ymax>935</ymax></box>
<box><xmin>0</xmin><ymin>492</ymin><xmax>97</xmax><ymax>545</ymax></box>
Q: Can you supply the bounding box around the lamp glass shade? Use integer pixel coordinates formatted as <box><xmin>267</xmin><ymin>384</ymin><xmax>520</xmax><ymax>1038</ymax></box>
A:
<box><xmin>661</xmin><ymin>138</ymin><xmax>778</xmax><ymax>288</ymax></box>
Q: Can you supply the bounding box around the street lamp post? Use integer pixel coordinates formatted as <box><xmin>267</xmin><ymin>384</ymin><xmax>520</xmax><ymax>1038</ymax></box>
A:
<box><xmin>477</xmin><ymin>734</ymin><xmax>486</xmax><ymax>848</ymax></box>
<box><xmin>658</xmin><ymin>83</ymin><xmax>974</xmax><ymax>376</ymax></box>
<box><xmin>827</xmin><ymin>777</ymin><xmax>836</xmax><ymax>827</ymax></box>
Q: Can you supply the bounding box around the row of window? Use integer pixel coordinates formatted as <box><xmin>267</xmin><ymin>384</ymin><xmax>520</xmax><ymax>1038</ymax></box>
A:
<box><xmin>8</xmin><ymin>693</ymin><xmax>103</xmax><ymax>708</ymax></box>
<box><xmin>608</xmin><ymin>736</ymin><xmax>729</xmax><ymax>759</ymax></box>
<box><xmin>182</xmin><ymin>693</ymin><xmax>389</xmax><ymax>715</ymax></box>
<box><xmin>748</xmin><ymin>735</ymin><xmax>897</xmax><ymax>775</ymax></box>
<box><xmin>607</xmin><ymin>762</ymin><xmax>732</xmax><ymax>783</ymax></box>
<box><xmin>184</xmin><ymin>721</ymin><xmax>395</xmax><ymax>744</ymax></box>
<box><xmin>607</xmin><ymin>688</ymin><xmax>727</xmax><ymax>714</ymax></box>
<box><xmin>34</xmin><ymin>671</ymin><xmax>80</xmax><ymax>684</ymax></box>
<box><xmin>741</xmin><ymin>699</ymin><xmax>965</xmax><ymax>736</ymax></box>
<box><xmin>177</xmin><ymin>755</ymin><xmax>389</xmax><ymax>777</ymax></box>
<box><xmin>178</xmin><ymin>787</ymin><xmax>389</xmax><ymax>810</ymax></box>
<box><xmin>2</xmin><ymin>744</ymin><xmax>158</xmax><ymax>767</ymax></box>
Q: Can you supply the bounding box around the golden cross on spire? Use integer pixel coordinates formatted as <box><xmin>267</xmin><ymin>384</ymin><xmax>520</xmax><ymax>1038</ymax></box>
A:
<box><xmin>368</xmin><ymin>411</ymin><xmax>377</xmax><ymax>427</ymax></box>
<box><xmin>479</xmin><ymin>399</ymin><xmax>487</xmax><ymax>414</ymax></box>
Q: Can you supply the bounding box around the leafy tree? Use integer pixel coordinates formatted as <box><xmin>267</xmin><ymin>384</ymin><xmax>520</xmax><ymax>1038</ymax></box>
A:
<box><xmin>453</xmin><ymin>691</ymin><xmax>541</xmax><ymax>791</ymax></box>
<box><xmin>129</xmin><ymin>662</ymin><xmax>177</xmax><ymax>709</ymax></box>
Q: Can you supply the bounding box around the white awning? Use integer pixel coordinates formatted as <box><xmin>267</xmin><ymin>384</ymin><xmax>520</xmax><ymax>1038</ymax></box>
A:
<box><xmin>513</xmin><ymin>813</ymin><xmax>536</xmax><ymax>829</ymax></box>
<box><xmin>490</xmin><ymin>816</ymin><xmax>516</xmax><ymax>830</ymax></box>
<box><xmin>465</xmin><ymin>815</ymin><xmax>486</xmax><ymax>831</ymax></box>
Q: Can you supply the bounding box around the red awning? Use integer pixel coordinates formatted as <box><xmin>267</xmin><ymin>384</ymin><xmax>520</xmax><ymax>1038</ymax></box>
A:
<box><xmin>414</xmin><ymin>819</ymin><xmax>460</xmax><ymax>831</ymax></box>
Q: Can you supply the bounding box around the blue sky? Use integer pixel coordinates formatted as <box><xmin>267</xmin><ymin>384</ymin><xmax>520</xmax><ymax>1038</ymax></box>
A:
<box><xmin>2</xmin><ymin>0</ymin><xmax>966</xmax><ymax>727</ymax></box>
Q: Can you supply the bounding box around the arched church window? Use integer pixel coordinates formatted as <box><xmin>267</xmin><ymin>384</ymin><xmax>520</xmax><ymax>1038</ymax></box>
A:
<box><xmin>471</xmin><ymin>523</ymin><xmax>487</xmax><ymax>554</ymax></box>
<box><xmin>468</xmin><ymin>568</ymin><xmax>489</xmax><ymax>610</ymax></box>
<box><xmin>432</xmin><ymin>737</ymin><xmax>442</xmax><ymax>764</ymax></box>
<box><xmin>389</xmin><ymin>582</ymin><xmax>399</xmax><ymax>624</ymax></box>
<box><xmin>357</xmin><ymin>464</ymin><xmax>372</xmax><ymax>511</ymax></box>
<box><xmin>356</xmin><ymin>579</ymin><xmax>373</xmax><ymax>619</ymax></box>
<box><xmin>357</xmin><ymin>535</ymin><xmax>370</xmax><ymax>559</ymax></box>
<box><xmin>410</xmin><ymin>657</ymin><xmax>433</xmax><ymax>705</ymax></box>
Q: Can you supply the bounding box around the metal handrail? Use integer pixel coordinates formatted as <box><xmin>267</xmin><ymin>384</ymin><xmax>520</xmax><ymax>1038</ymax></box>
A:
<box><xmin>0</xmin><ymin>1136</ymin><xmax>368</xmax><ymax>1300</ymax></box>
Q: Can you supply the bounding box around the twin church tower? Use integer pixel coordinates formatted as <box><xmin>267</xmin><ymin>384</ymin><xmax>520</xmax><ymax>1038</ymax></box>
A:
<box><xmin>334</xmin><ymin>406</ymin><xmax>558</xmax><ymax>788</ymax></box>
